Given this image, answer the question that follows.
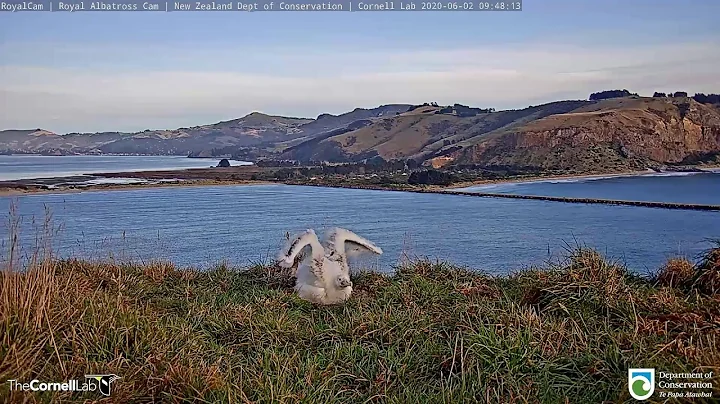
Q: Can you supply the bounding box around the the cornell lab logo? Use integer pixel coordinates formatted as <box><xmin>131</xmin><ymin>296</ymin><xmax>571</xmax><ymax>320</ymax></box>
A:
<box><xmin>85</xmin><ymin>374</ymin><xmax>121</xmax><ymax>396</ymax></box>
<box><xmin>7</xmin><ymin>374</ymin><xmax>120</xmax><ymax>396</ymax></box>
<box><xmin>628</xmin><ymin>368</ymin><xmax>655</xmax><ymax>400</ymax></box>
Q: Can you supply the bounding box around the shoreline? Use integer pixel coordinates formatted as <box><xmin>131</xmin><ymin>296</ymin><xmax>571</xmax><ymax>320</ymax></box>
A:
<box><xmin>0</xmin><ymin>164</ymin><xmax>718</xmax><ymax>197</ymax></box>
<box><xmin>444</xmin><ymin>167</ymin><xmax>720</xmax><ymax>190</ymax></box>
<box><xmin>0</xmin><ymin>165</ymin><xmax>275</xmax><ymax>196</ymax></box>
<box><xmin>0</xmin><ymin>179</ymin><xmax>274</xmax><ymax>196</ymax></box>
<box><xmin>443</xmin><ymin>170</ymin><xmax>647</xmax><ymax>190</ymax></box>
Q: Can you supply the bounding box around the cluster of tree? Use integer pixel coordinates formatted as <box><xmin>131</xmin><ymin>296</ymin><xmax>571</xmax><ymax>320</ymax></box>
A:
<box><xmin>335</xmin><ymin>157</ymin><xmax>419</xmax><ymax>173</ymax></box>
<box><xmin>262</xmin><ymin>160</ymin><xmax>554</xmax><ymax>185</ymax></box>
<box><xmin>446</xmin><ymin>164</ymin><xmax>546</xmax><ymax>180</ymax></box>
<box><xmin>187</xmin><ymin>147</ymin><xmax>234</xmax><ymax>157</ymax></box>
<box><xmin>676</xmin><ymin>151</ymin><xmax>720</xmax><ymax>165</ymax></box>
<box><xmin>270</xmin><ymin>168</ymin><xmax>312</xmax><ymax>180</ymax></box>
<box><xmin>653</xmin><ymin>91</ymin><xmax>703</xmax><ymax>98</ymax></box>
<box><xmin>406</xmin><ymin>103</ymin><xmax>434</xmax><ymax>112</ymax></box>
<box><xmin>450</xmin><ymin>104</ymin><xmax>495</xmax><ymax>117</ymax></box>
<box><xmin>407</xmin><ymin>103</ymin><xmax>495</xmax><ymax>117</ymax></box>
<box><xmin>452</xmin><ymin>163</ymin><xmax>543</xmax><ymax>174</ymax></box>
<box><xmin>268</xmin><ymin>164</ymin><xmax>394</xmax><ymax>180</ymax></box>
<box><xmin>650</xmin><ymin>90</ymin><xmax>720</xmax><ymax>112</ymax></box>
<box><xmin>188</xmin><ymin>146</ymin><xmax>267</xmax><ymax>160</ymax></box>
<box><xmin>435</xmin><ymin>105</ymin><xmax>495</xmax><ymax>116</ymax></box>
<box><xmin>255</xmin><ymin>159</ymin><xmax>311</xmax><ymax>167</ymax></box>
<box><xmin>677</xmin><ymin>101</ymin><xmax>691</xmax><ymax>119</ymax></box>
<box><xmin>588</xmin><ymin>89</ymin><xmax>638</xmax><ymax>101</ymax></box>
<box><xmin>407</xmin><ymin>169</ymin><xmax>457</xmax><ymax>186</ymax></box>
<box><xmin>258</xmin><ymin>157</ymin><xmax>422</xmax><ymax>176</ymax></box>
<box><xmin>691</xmin><ymin>93</ymin><xmax>720</xmax><ymax>104</ymax></box>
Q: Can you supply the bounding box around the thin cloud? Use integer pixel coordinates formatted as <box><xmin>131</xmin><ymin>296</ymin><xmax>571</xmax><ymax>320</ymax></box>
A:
<box><xmin>1</xmin><ymin>42</ymin><xmax>719</xmax><ymax>133</ymax></box>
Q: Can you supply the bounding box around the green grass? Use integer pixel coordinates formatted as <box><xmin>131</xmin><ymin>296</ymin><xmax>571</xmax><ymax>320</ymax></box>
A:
<box><xmin>1</xmin><ymin>247</ymin><xmax>719</xmax><ymax>403</ymax></box>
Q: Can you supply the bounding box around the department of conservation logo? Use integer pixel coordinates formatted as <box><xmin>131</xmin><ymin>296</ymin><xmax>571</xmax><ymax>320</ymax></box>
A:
<box><xmin>629</xmin><ymin>368</ymin><xmax>655</xmax><ymax>400</ymax></box>
<box><xmin>85</xmin><ymin>374</ymin><xmax>121</xmax><ymax>396</ymax></box>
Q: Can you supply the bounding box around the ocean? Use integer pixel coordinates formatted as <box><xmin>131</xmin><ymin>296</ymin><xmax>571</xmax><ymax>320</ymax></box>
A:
<box><xmin>1</xmin><ymin>168</ymin><xmax>719</xmax><ymax>275</ymax></box>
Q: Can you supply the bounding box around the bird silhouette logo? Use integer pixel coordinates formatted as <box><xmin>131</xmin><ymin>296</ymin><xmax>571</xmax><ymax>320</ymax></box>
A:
<box><xmin>85</xmin><ymin>374</ymin><xmax>121</xmax><ymax>396</ymax></box>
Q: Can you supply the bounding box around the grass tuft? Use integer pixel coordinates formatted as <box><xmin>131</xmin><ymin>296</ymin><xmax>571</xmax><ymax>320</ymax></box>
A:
<box><xmin>691</xmin><ymin>241</ymin><xmax>720</xmax><ymax>295</ymax></box>
<box><xmin>656</xmin><ymin>258</ymin><xmax>695</xmax><ymax>288</ymax></box>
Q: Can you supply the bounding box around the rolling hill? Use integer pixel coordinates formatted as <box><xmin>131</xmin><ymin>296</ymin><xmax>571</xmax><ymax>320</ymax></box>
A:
<box><xmin>280</xmin><ymin>97</ymin><xmax>720</xmax><ymax>171</ymax></box>
<box><xmin>0</xmin><ymin>105</ymin><xmax>411</xmax><ymax>156</ymax></box>
<box><xmin>3</xmin><ymin>96</ymin><xmax>720</xmax><ymax>173</ymax></box>
<box><xmin>280</xmin><ymin>100</ymin><xmax>592</xmax><ymax>162</ymax></box>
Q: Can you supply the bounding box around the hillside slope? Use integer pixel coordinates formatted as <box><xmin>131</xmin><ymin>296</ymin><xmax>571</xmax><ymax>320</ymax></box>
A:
<box><xmin>0</xmin><ymin>129</ymin><xmax>64</xmax><ymax>154</ymax></box>
<box><xmin>282</xmin><ymin>100</ymin><xmax>592</xmax><ymax>162</ymax></box>
<box><xmin>454</xmin><ymin>97</ymin><xmax>720</xmax><ymax>171</ymax></box>
<box><xmin>280</xmin><ymin>97</ymin><xmax>720</xmax><ymax>172</ymax></box>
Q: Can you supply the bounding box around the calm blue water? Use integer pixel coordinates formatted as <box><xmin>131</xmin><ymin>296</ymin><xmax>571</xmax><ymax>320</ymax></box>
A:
<box><xmin>459</xmin><ymin>171</ymin><xmax>720</xmax><ymax>205</ymax></box>
<box><xmin>0</xmin><ymin>155</ymin><xmax>250</xmax><ymax>181</ymax></box>
<box><xmin>2</xmin><ymin>182</ymin><xmax>718</xmax><ymax>275</ymax></box>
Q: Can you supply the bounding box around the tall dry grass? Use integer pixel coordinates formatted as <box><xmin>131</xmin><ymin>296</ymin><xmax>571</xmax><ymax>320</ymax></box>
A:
<box><xmin>0</xmin><ymin>205</ymin><xmax>718</xmax><ymax>403</ymax></box>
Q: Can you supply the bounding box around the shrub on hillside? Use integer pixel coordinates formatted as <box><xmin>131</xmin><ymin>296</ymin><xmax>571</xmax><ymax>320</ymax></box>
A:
<box><xmin>589</xmin><ymin>89</ymin><xmax>637</xmax><ymax>101</ymax></box>
<box><xmin>408</xmin><ymin>169</ymin><xmax>456</xmax><ymax>186</ymax></box>
<box><xmin>692</xmin><ymin>93</ymin><xmax>720</xmax><ymax>104</ymax></box>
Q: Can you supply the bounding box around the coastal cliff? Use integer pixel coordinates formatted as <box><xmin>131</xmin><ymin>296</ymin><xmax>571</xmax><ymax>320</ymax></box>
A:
<box><xmin>453</xmin><ymin>97</ymin><xmax>720</xmax><ymax>171</ymax></box>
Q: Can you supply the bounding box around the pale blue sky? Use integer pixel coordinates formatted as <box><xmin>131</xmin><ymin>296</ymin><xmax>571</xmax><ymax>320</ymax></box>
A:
<box><xmin>1</xmin><ymin>0</ymin><xmax>719</xmax><ymax>133</ymax></box>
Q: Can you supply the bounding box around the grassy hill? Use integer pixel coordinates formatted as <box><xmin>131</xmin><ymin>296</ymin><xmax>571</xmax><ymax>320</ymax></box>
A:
<box><xmin>281</xmin><ymin>97</ymin><xmax>720</xmax><ymax>172</ymax></box>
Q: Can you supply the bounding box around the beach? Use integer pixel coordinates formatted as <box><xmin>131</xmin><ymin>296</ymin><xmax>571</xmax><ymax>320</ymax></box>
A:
<box><xmin>444</xmin><ymin>166</ymin><xmax>720</xmax><ymax>190</ymax></box>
